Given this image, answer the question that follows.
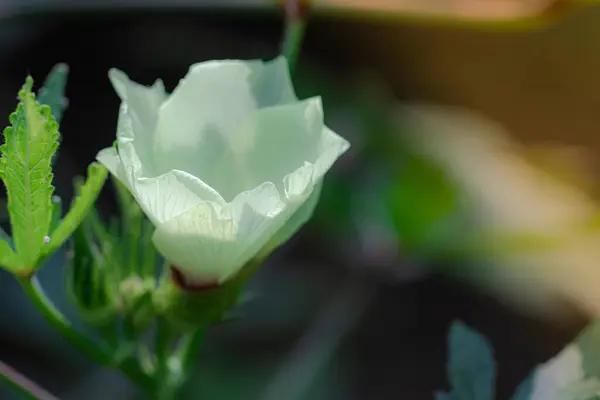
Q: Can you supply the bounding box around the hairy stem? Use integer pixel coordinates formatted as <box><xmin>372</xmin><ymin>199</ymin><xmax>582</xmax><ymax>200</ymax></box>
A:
<box><xmin>17</xmin><ymin>276</ymin><xmax>153</xmax><ymax>392</ymax></box>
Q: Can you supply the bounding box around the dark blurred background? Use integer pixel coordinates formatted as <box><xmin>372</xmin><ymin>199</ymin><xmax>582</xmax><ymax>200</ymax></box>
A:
<box><xmin>0</xmin><ymin>1</ymin><xmax>598</xmax><ymax>399</ymax></box>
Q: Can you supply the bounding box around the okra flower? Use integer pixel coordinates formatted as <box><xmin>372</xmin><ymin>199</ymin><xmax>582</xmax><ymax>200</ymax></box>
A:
<box><xmin>97</xmin><ymin>57</ymin><xmax>349</xmax><ymax>288</ymax></box>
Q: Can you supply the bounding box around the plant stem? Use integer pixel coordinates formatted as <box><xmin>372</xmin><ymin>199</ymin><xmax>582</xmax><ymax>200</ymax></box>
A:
<box><xmin>281</xmin><ymin>0</ymin><xmax>310</xmax><ymax>74</ymax></box>
<box><xmin>152</xmin><ymin>328</ymin><xmax>207</xmax><ymax>400</ymax></box>
<box><xmin>0</xmin><ymin>359</ymin><xmax>59</xmax><ymax>400</ymax></box>
<box><xmin>178</xmin><ymin>329</ymin><xmax>206</xmax><ymax>377</ymax></box>
<box><xmin>18</xmin><ymin>276</ymin><xmax>112</xmax><ymax>364</ymax></box>
<box><xmin>17</xmin><ymin>276</ymin><xmax>153</xmax><ymax>391</ymax></box>
<box><xmin>155</xmin><ymin>318</ymin><xmax>172</xmax><ymax>372</ymax></box>
<box><xmin>154</xmin><ymin>318</ymin><xmax>176</xmax><ymax>399</ymax></box>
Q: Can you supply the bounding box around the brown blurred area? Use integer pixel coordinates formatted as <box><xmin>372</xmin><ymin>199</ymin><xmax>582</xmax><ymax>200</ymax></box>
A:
<box><xmin>309</xmin><ymin>1</ymin><xmax>600</xmax><ymax>172</ymax></box>
<box><xmin>318</xmin><ymin>0</ymin><xmax>562</xmax><ymax>20</ymax></box>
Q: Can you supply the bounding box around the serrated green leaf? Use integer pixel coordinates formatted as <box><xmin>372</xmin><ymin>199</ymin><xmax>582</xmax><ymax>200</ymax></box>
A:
<box><xmin>42</xmin><ymin>162</ymin><xmax>107</xmax><ymax>261</ymax></box>
<box><xmin>37</xmin><ymin>63</ymin><xmax>69</xmax><ymax>125</ymax></box>
<box><xmin>0</xmin><ymin>66</ymin><xmax>68</xmax><ymax>222</ymax></box>
<box><xmin>0</xmin><ymin>76</ymin><xmax>59</xmax><ymax>269</ymax></box>
<box><xmin>438</xmin><ymin>320</ymin><xmax>496</xmax><ymax>400</ymax></box>
<box><xmin>38</xmin><ymin>63</ymin><xmax>69</xmax><ymax>167</ymax></box>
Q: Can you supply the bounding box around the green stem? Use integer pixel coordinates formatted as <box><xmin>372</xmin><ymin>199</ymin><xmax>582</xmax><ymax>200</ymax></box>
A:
<box><xmin>18</xmin><ymin>277</ymin><xmax>112</xmax><ymax>364</ymax></box>
<box><xmin>156</xmin><ymin>329</ymin><xmax>206</xmax><ymax>399</ymax></box>
<box><xmin>281</xmin><ymin>19</ymin><xmax>305</xmax><ymax>75</ymax></box>
<box><xmin>155</xmin><ymin>318</ymin><xmax>172</xmax><ymax>371</ymax></box>
<box><xmin>153</xmin><ymin>324</ymin><xmax>207</xmax><ymax>399</ymax></box>
<box><xmin>154</xmin><ymin>318</ymin><xmax>175</xmax><ymax>399</ymax></box>
<box><xmin>0</xmin><ymin>359</ymin><xmax>58</xmax><ymax>400</ymax></box>
<box><xmin>17</xmin><ymin>276</ymin><xmax>153</xmax><ymax>391</ymax></box>
<box><xmin>280</xmin><ymin>0</ymin><xmax>309</xmax><ymax>74</ymax></box>
<box><xmin>179</xmin><ymin>329</ymin><xmax>206</xmax><ymax>376</ymax></box>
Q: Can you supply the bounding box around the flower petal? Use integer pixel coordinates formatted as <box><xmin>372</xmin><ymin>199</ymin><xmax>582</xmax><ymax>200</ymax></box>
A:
<box><xmin>109</xmin><ymin>68</ymin><xmax>167</xmax><ymax>111</ymax></box>
<box><xmin>311</xmin><ymin>126</ymin><xmax>351</xmax><ymax>182</ymax></box>
<box><xmin>105</xmin><ymin>111</ymin><xmax>225</xmax><ymax>226</ymax></box>
<box><xmin>109</xmin><ymin>69</ymin><xmax>167</xmax><ymax>178</ymax></box>
<box><xmin>114</xmin><ymin>103</ymin><xmax>154</xmax><ymax>184</ymax></box>
<box><xmin>152</xmin><ymin>57</ymin><xmax>299</xmax><ymax>181</ymax></box>
<box><xmin>199</xmin><ymin>97</ymin><xmax>322</xmax><ymax>201</ymax></box>
<box><xmin>154</xmin><ymin>59</ymin><xmax>262</xmax><ymax>177</ymax></box>
<box><xmin>251</xmin><ymin>56</ymin><xmax>298</xmax><ymax>107</ymax></box>
<box><xmin>152</xmin><ymin>182</ymin><xmax>288</xmax><ymax>284</ymax></box>
<box><xmin>131</xmin><ymin>169</ymin><xmax>225</xmax><ymax>226</ymax></box>
<box><xmin>96</xmin><ymin>146</ymin><xmax>128</xmax><ymax>186</ymax></box>
<box><xmin>263</xmin><ymin>179</ymin><xmax>323</xmax><ymax>256</ymax></box>
<box><xmin>216</xmin><ymin>98</ymin><xmax>349</xmax><ymax>201</ymax></box>
<box><xmin>258</xmin><ymin>126</ymin><xmax>349</xmax><ymax>254</ymax></box>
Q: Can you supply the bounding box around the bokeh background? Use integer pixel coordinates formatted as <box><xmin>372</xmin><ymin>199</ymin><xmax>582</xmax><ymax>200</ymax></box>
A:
<box><xmin>0</xmin><ymin>0</ymin><xmax>599</xmax><ymax>399</ymax></box>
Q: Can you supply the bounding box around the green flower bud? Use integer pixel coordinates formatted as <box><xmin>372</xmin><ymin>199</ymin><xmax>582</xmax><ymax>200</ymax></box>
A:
<box><xmin>66</xmin><ymin>219</ymin><xmax>118</xmax><ymax>327</ymax></box>
<box><xmin>118</xmin><ymin>275</ymin><xmax>156</xmax><ymax>334</ymax></box>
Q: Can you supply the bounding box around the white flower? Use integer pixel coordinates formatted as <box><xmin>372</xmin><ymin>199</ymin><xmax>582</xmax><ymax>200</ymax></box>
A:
<box><xmin>96</xmin><ymin>57</ymin><xmax>349</xmax><ymax>286</ymax></box>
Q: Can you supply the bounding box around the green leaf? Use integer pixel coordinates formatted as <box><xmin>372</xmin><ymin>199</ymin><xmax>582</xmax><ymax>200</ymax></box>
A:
<box><xmin>42</xmin><ymin>162</ymin><xmax>108</xmax><ymax>261</ymax></box>
<box><xmin>38</xmin><ymin>63</ymin><xmax>69</xmax><ymax>167</ymax></box>
<box><xmin>0</xmin><ymin>76</ymin><xmax>59</xmax><ymax>269</ymax></box>
<box><xmin>438</xmin><ymin>320</ymin><xmax>496</xmax><ymax>400</ymax></box>
<box><xmin>37</xmin><ymin>63</ymin><xmax>69</xmax><ymax>125</ymax></box>
<box><xmin>0</xmin><ymin>66</ymin><xmax>69</xmax><ymax>223</ymax></box>
<box><xmin>48</xmin><ymin>195</ymin><xmax>62</xmax><ymax>235</ymax></box>
<box><xmin>0</xmin><ymin>236</ymin><xmax>18</xmax><ymax>271</ymax></box>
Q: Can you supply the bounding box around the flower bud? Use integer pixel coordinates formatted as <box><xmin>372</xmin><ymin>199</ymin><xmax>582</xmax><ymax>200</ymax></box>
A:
<box><xmin>118</xmin><ymin>275</ymin><xmax>156</xmax><ymax>334</ymax></box>
<box><xmin>66</xmin><ymin>220</ymin><xmax>118</xmax><ymax>327</ymax></box>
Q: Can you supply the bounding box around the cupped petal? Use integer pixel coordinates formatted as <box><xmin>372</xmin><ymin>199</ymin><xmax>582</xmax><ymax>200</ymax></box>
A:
<box><xmin>106</xmin><ymin>115</ymin><xmax>226</xmax><ymax>226</ymax></box>
<box><xmin>96</xmin><ymin>146</ymin><xmax>128</xmax><ymax>186</ymax></box>
<box><xmin>130</xmin><ymin>169</ymin><xmax>225</xmax><ymax>226</ymax></box>
<box><xmin>310</xmin><ymin>126</ymin><xmax>351</xmax><ymax>182</ymax></box>
<box><xmin>260</xmin><ymin>127</ymin><xmax>349</xmax><ymax>254</ymax></box>
<box><xmin>201</xmin><ymin>97</ymin><xmax>324</xmax><ymax>201</ymax></box>
<box><xmin>109</xmin><ymin>69</ymin><xmax>167</xmax><ymax>177</ymax></box>
<box><xmin>108</xmin><ymin>68</ymin><xmax>167</xmax><ymax>177</ymax></box>
<box><xmin>153</xmin><ymin>57</ymin><xmax>299</xmax><ymax>180</ymax></box>
<box><xmin>214</xmin><ymin>98</ymin><xmax>349</xmax><ymax>201</ymax></box>
<box><xmin>152</xmin><ymin>182</ymin><xmax>290</xmax><ymax>284</ymax></box>
<box><xmin>263</xmin><ymin>179</ymin><xmax>323</xmax><ymax>256</ymax></box>
<box><xmin>109</xmin><ymin>68</ymin><xmax>167</xmax><ymax>113</ymax></box>
<box><xmin>250</xmin><ymin>56</ymin><xmax>297</xmax><ymax>107</ymax></box>
<box><xmin>113</xmin><ymin>103</ymin><xmax>154</xmax><ymax>185</ymax></box>
<box><xmin>153</xmin><ymin>59</ymin><xmax>262</xmax><ymax>177</ymax></box>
